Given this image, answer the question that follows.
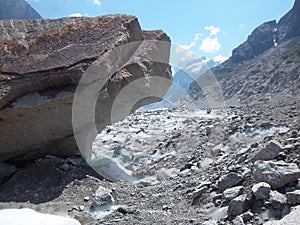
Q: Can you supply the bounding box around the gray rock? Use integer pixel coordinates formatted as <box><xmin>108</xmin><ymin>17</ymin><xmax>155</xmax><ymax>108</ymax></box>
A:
<box><xmin>228</xmin><ymin>194</ymin><xmax>249</xmax><ymax>217</ymax></box>
<box><xmin>252</xmin><ymin>182</ymin><xmax>271</xmax><ymax>200</ymax></box>
<box><xmin>0</xmin><ymin>162</ymin><xmax>17</xmax><ymax>183</ymax></box>
<box><xmin>223</xmin><ymin>186</ymin><xmax>245</xmax><ymax>203</ymax></box>
<box><xmin>269</xmin><ymin>191</ymin><xmax>287</xmax><ymax>209</ymax></box>
<box><xmin>252</xmin><ymin>160</ymin><xmax>300</xmax><ymax>189</ymax></box>
<box><xmin>217</xmin><ymin>172</ymin><xmax>243</xmax><ymax>192</ymax></box>
<box><xmin>241</xmin><ymin>211</ymin><xmax>254</xmax><ymax>223</ymax></box>
<box><xmin>286</xmin><ymin>190</ymin><xmax>300</xmax><ymax>204</ymax></box>
<box><xmin>252</xmin><ymin>140</ymin><xmax>283</xmax><ymax>161</ymax></box>
<box><xmin>264</xmin><ymin>206</ymin><xmax>300</xmax><ymax>225</ymax></box>
<box><xmin>192</xmin><ymin>186</ymin><xmax>208</xmax><ymax>198</ymax></box>
<box><xmin>91</xmin><ymin>186</ymin><xmax>114</xmax><ymax>208</ymax></box>
<box><xmin>232</xmin><ymin>216</ymin><xmax>245</xmax><ymax>225</ymax></box>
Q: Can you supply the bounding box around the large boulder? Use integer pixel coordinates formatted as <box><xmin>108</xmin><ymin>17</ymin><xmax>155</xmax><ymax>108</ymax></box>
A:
<box><xmin>264</xmin><ymin>206</ymin><xmax>300</xmax><ymax>225</ymax></box>
<box><xmin>252</xmin><ymin>160</ymin><xmax>300</xmax><ymax>189</ymax></box>
<box><xmin>0</xmin><ymin>15</ymin><xmax>172</xmax><ymax>161</ymax></box>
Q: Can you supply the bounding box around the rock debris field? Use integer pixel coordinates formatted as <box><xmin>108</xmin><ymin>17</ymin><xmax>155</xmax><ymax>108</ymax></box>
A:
<box><xmin>0</xmin><ymin>98</ymin><xmax>299</xmax><ymax>225</ymax></box>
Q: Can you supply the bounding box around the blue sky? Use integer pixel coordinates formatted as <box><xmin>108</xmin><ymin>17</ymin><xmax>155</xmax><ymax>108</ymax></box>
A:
<box><xmin>26</xmin><ymin>0</ymin><xmax>294</xmax><ymax>62</ymax></box>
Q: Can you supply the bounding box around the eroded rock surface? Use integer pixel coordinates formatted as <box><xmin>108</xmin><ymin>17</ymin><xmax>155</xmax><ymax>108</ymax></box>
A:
<box><xmin>0</xmin><ymin>15</ymin><xmax>172</xmax><ymax>161</ymax></box>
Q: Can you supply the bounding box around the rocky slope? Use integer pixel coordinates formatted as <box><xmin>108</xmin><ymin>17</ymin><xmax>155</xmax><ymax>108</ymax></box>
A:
<box><xmin>0</xmin><ymin>15</ymin><xmax>172</xmax><ymax>161</ymax></box>
<box><xmin>189</xmin><ymin>0</ymin><xmax>300</xmax><ymax>105</ymax></box>
<box><xmin>0</xmin><ymin>96</ymin><xmax>299</xmax><ymax>224</ymax></box>
<box><xmin>0</xmin><ymin>1</ymin><xmax>299</xmax><ymax>225</ymax></box>
<box><xmin>0</xmin><ymin>0</ymin><xmax>41</xmax><ymax>20</ymax></box>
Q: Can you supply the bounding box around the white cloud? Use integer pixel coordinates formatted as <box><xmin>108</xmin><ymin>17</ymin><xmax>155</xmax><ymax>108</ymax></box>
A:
<box><xmin>213</xmin><ymin>55</ymin><xmax>229</xmax><ymax>63</ymax></box>
<box><xmin>69</xmin><ymin>13</ymin><xmax>83</xmax><ymax>17</ymax></box>
<box><xmin>177</xmin><ymin>33</ymin><xmax>201</xmax><ymax>51</ymax></box>
<box><xmin>199</xmin><ymin>37</ymin><xmax>221</xmax><ymax>53</ymax></box>
<box><xmin>204</xmin><ymin>25</ymin><xmax>220</xmax><ymax>36</ymax></box>
<box><xmin>90</xmin><ymin>0</ymin><xmax>101</xmax><ymax>5</ymax></box>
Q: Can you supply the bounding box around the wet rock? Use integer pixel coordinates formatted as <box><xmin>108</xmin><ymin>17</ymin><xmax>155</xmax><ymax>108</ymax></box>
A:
<box><xmin>269</xmin><ymin>191</ymin><xmax>287</xmax><ymax>209</ymax></box>
<box><xmin>223</xmin><ymin>186</ymin><xmax>245</xmax><ymax>204</ymax></box>
<box><xmin>217</xmin><ymin>172</ymin><xmax>243</xmax><ymax>192</ymax></box>
<box><xmin>252</xmin><ymin>140</ymin><xmax>283</xmax><ymax>161</ymax></box>
<box><xmin>91</xmin><ymin>186</ymin><xmax>114</xmax><ymax>209</ymax></box>
<box><xmin>286</xmin><ymin>190</ymin><xmax>300</xmax><ymax>204</ymax></box>
<box><xmin>252</xmin><ymin>160</ymin><xmax>300</xmax><ymax>189</ymax></box>
<box><xmin>228</xmin><ymin>194</ymin><xmax>249</xmax><ymax>217</ymax></box>
<box><xmin>264</xmin><ymin>206</ymin><xmax>300</xmax><ymax>225</ymax></box>
<box><xmin>252</xmin><ymin>182</ymin><xmax>271</xmax><ymax>200</ymax></box>
<box><xmin>0</xmin><ymin>162</ymin><xmax>17</xmax><ymax>183</ymax></box>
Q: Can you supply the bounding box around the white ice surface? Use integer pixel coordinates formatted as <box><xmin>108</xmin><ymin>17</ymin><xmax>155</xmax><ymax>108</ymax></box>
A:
<box><xmin>0</xmin><ymin>208</ymin><xmax>81</xmax><ymax>225</ymax></box>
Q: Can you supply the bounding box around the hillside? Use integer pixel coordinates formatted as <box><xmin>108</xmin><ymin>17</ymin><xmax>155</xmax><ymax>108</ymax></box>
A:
<box><xmin>189</xmin><ymin>0</ymin><xmax>300</xmax><ymax>106</ymax></box>
<box><xmin>0</xmin><ymin>0</ymin><xmax>41</xmax><ymax>20</ymax></box>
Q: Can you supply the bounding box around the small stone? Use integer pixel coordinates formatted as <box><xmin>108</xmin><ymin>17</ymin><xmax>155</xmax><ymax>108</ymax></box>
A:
<box><xmin>79</xmin><ymin>205</ymin><xmax>84</xmax><ymax>211</ymax></box>
<box><xmin>223</xmin><ymin>186</ymin><xmax>245</xmax><ymax>203</ymax></box>
<box><xmin>269</xmin><ymin>190</ymin><xmax>287</xmax><ymax>209</ymax></box>
<box><xmin>228</xmin><ymin>194</ymin><xmax>249</xmax><ymax>217</ymax></box>
<box><xmin>252</xmin><ymin>160</ymin><xmax>300</xmax><ymax>189</ymax></box>
<box><xmin>290</xmin><ymin>130</ymin><xmax>298</xmax><ymax>138</ymax></box>
<box><xmin>252</xmin><ymin>182</ymin><xmax>271</xmax><ymax>200</ymax></box>
<box><xmin>162</xmin><ymin>203</ymin><xmax>174</xmax><ymax>210</ymax></box>
<box><xmin>91</xmin><ymin>186</ymin><xmax>114</xmax><ymax>208</ymax></box>
<box><xmin>117</xmin><ymin>206</ymin><xmax>135</xmax><ymax>214</ymax></box>
<box><xmin>286</xmin><ymin>190</ymin><xmax>300</xmax><ymax>204</ymax></box>
<box><xmin>217</xmin><ymin>172</ymin><xmax>243</xmax><ymax>192</ymax></box>
<box><xmin>232</xmin><ymin>216</ymin><xmax>244</xmax><ymax>225</ymax></box>
<box><xmin>84</xmin><ymin>196</ymin><xmax>90</xmax><ymax>202</ymax></box>
<box><xmin>71</xmin><ymin>206</ymin><xmax>79</xmax><ymax>211</ymax></box>
<box><xmin>73</xmin><ymin>179</ymin><xmax>82</xmax><ymax>186</ymax></box>
<box><xmin>252</xmin><ymin>140</ymin><xmax>283</xmax><ymax>161</ymax></box>
<box><xmin>241</xmin><ymin>211</ymin><xmax>254</xmax><ymax>223</ymax></box>
<box><xmin>193</xmin><ymin>186</ymin><xmax>208</xmax><ymax>198</ymax></box>
<box><xmin>212</xmin><ymin>193</ymin><xmax>223</xmax><ymax>206</ymax></box>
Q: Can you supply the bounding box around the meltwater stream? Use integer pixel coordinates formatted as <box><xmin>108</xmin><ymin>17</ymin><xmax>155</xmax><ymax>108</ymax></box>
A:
<box><xmin>91</xmin><ymin>107</ymin><xmax>285</xmax><ymax>182</ymax></box>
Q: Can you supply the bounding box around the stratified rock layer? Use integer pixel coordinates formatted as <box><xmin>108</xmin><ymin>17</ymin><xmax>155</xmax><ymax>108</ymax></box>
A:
<box><xmin>0</xmin><ymin>15</ymin><xmax>172</xmax><ymax>161</ymax></box>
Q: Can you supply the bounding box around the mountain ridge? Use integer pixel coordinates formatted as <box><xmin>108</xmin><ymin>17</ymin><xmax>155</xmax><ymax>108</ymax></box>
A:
<box><xmin>189</xmin><ymin>0</ymin><xmax>300</xmax><ymax>106</ymax></box>
<box><xmin>0</xmin><ymin>0</ymin><xmax>41</xmax><ymax>20</ymax></box>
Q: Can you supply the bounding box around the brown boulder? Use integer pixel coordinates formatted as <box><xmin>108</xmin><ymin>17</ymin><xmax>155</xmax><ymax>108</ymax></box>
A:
<box><xmin>0</xmin><ymin>15</ymin><xmax>172</xmax><ymax>161</ymax></box>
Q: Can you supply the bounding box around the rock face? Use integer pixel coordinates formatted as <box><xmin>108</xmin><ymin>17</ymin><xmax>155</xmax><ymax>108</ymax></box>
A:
<box><xmin>0</xmin><ymin>15</ymin><xmax>172</xmax><ymax>161</ymax></box>
<box><xmin>231</xmin><ymin>0</ymin><xmax>300</xmax><ymax>64</ymax></box>
<box><xmin>231</xmin><ymin>21</ymin><xmax>277</xmax><ymax>63</ymax></box>
<box><xmin>0</xmin><ymin>0</ymin><xmax>41</xmax><ymax>20</ymax></box>
<box><xmin>189</xmin><ymin>0</ymin><xmax>300</xmax><ymax>104</ymax></box>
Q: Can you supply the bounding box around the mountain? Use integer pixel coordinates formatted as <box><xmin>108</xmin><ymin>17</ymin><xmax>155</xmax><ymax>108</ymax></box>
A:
<box><xmin>189</xmin><ymin>0</ymin><xmax>300</xmax><ymax>106</ymax></box>
<box><xmin>143</xmin><ymin>57</ymin><xmax>221</xmax><ymax>110</ymax></box>
<box><xmin>0</xmin><ymin>0</ymin><xmax>41</xmax><ymax>20</ymax></box>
